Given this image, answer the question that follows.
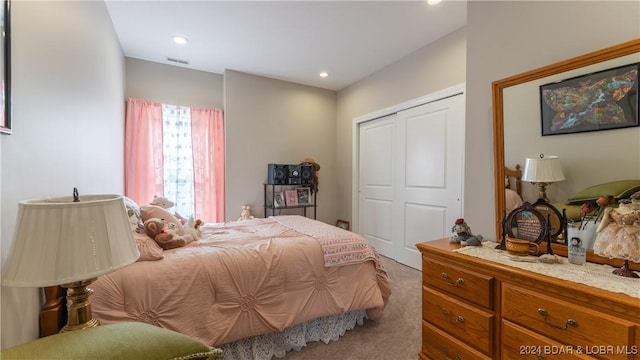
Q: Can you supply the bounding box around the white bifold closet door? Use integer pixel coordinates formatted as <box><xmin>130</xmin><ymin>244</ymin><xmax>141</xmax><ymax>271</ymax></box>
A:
<box><xmin>358</xmin><ymin>94</ymin><xmax>464</xmax><ymax>269</ymax></box>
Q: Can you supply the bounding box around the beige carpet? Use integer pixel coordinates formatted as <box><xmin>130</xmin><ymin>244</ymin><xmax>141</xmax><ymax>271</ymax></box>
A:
<box><xmin>284</xmin><ymin>256</ymin><xmax>422</xmax><ymax>359</ymax></box>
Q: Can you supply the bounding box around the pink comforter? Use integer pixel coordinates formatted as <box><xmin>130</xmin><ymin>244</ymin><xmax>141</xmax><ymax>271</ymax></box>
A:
<box><xmin>91</xmin><ymin>216</ymin><xmax>390</xmax><ymax>346</ymax></box>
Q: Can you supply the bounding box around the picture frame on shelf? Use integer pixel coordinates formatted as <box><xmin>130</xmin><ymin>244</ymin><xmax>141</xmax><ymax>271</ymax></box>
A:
<box><xmin>336</xmin><ymin>219</ymin><xmax>350</xmax><ymax>231</ymax></box>
<box><xmin>284</xmin><ymin>189</ymin><xmax>298</xmax><ymax>207</ymax></box>
<box><xmin>273</xmin><ymin>192</ymin><xmax>285</xmax><ymax>208</ymax></box>
<box><xmin>297</xmin><ymin>187</ymin><xmax>311</xmax><ymax>205</ymax></box>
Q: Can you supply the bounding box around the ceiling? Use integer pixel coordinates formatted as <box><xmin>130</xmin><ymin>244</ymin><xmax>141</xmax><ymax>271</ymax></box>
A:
<box><xmin>105</xmin><ymin>1</ymin><xmax>467</xmax><ymax>91</ymax></box>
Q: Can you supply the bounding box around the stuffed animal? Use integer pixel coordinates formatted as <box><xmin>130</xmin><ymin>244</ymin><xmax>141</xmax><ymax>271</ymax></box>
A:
<box><xmin>300</xmin><ymin>158</ymin><xmax>320</xmax><ymax>193</ymax></box>
<box><xmin>150</xmin><ymin>195</ymin><xmax>175</xmax><ymax>209</ymax></box>
<box><xmin>450</xmin><ymin>218</ymin><xmax>483</xmax><ymax>246</ymax></box>
<box><xmin>150</xmin><ymin>195</ymin><xmax>185</xmax><ymax>224</ymax></box>
<box><xmin>184</xmin><ymin>215</ymin><xmax>204</xmax><ymax>240</ymax></box>
<box><xmin>144</xmin><ymin>217</ymin><xmax>194</xmax><ymax>250</ymax></box>
<box><xmin>237</xmin><ymin>205</ymin><xmax>255</xmax><ymax>221</ymax></box>
<box><xmin>149</xmin><ymin>195</ymin><xmax>189</xmax><ymax>225</ymax></box>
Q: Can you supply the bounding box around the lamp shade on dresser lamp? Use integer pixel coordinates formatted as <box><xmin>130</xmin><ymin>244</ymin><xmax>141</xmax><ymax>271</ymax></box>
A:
<box><xmin>522</xmin><ymin>154</ymin><xmax>565</xmax><ymax>202</ymax></box>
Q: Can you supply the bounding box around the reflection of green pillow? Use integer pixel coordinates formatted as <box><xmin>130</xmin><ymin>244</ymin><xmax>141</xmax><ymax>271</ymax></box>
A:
<box><xmin>566</xmin><ymin>180</ymin><xmax>640</xmax><ymax>204</ymax></box>
<box><xmin>552</xmin><ymin>202</ymin><xmax>582</xmax><ymax>221</ymax></box>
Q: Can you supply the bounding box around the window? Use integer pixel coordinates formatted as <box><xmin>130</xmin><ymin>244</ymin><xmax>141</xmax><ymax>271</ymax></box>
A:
<box><xmin>125</xmin><ymin>98</ymin><xmax>225</xmax><ymax>222</ymax></box>
<box><xmin>162</xmin><ymin>104</ymin><xmax>195</xmax><ymax>217</ymax></box>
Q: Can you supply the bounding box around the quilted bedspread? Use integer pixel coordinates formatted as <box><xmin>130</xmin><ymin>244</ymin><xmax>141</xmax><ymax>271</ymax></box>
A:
<box><xmin>91</xmin><ymin>216</ymin><xmax>390</xmax><ymax>347</ymax></box>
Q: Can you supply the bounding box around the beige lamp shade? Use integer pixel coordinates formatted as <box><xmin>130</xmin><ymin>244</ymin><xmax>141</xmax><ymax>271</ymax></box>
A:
<box><xmin>522</xmin><ymin>155</ymin><xmax>566</xmax><ymax>183</ymax></box>
<box><xmin>2</xmin><ymin>194</ymin><xmax>139</xmax><ymax>287</ymax></box>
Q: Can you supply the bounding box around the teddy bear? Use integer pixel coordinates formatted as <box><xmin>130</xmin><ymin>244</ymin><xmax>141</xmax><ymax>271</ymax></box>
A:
<box><xmin>450</xmin><ymin>218</ymin><xmax>483</xmax><ymax>246</ymax></box>
<box><xmin>237</xmin><ymin>205</ymin><xmax>255</xmax><ymax>221</ymax></box>
<box><xmin>144</xmin><ymin>217</ymin><xmax>194</xmax><ymax>250</ymax></box>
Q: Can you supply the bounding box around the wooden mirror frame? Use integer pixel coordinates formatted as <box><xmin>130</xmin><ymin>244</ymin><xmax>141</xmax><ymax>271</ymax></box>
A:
<box><xmin>492</xmin><ymin>38</ymin><xmax>640</xmax><ymax>265</ymax></box>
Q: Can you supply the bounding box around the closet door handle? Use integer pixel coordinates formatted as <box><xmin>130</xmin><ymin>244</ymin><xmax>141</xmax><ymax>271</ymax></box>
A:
<box><xmin>537</xmin><ymin>308</ymin><xmax>577</xmax><ymax>330</ymax></box>
<box><xmin>441</xmin><ymin>272</ymin><xmax>464</xmax><ymax>287</ymax></box>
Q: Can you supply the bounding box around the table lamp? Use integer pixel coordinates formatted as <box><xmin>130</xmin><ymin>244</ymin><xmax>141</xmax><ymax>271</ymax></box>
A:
<box><xmin>522</xmin><ymin>154</ymin><xmax>565</xmax><ymax>202</ymax></box>
<box><xmin>1</xmin><ymin>190</ymin><xmax>139</xmax><ymax>331</ymax></box>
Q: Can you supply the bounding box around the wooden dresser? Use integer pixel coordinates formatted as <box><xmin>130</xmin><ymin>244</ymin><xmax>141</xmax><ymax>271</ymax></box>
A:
<box><xmin>417</xmin><ymin>239</ymin><xmax>640</xmax><ymax>360</ymax></box>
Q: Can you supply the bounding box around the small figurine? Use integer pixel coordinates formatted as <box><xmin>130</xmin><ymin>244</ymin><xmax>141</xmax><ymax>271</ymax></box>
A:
<box><xmin>451</xmin><ymin>218</ymin><xmax>483</xmax><ymax>246</ymax></box>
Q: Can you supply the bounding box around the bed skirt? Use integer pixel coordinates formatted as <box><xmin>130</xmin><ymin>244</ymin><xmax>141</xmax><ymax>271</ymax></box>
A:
<box><xmin>219</xmin><ymin>310</ymin><xmax>367</xmax><ymax>360</ymax></box>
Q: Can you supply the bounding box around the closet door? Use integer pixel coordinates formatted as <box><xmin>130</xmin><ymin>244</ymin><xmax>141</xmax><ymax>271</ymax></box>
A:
<box><xmin>357</xmin><ymin>94</ymin><xmax>464</xmax><ymax>269</ymax></box>
<box><xmin>358</xmin><ymin>114</ymin><xmax>396</xmax><ymax>256</ymax></box>
<box><xmin>393</xmin><ymin>94</ymin><xmax>464</xmax><ymax>269</ymax></box>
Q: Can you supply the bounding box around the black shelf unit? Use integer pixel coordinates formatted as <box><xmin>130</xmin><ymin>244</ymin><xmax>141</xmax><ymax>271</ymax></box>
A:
<box><xmin>263</xmin><ymin>183</ymin><xmax>317</xmax><ymax>219</ymax></box>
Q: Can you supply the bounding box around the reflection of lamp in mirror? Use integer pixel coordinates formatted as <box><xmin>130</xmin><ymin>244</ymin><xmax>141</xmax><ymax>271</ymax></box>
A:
<box><xmin>1</xmin><ymin>190</ymin><xmax>139</xmax><ymax>331</ymax></box>
<box><xmin>522</xmin><ymin>154</ymin><xmax>565</xmax><ymax>202</ymax></box>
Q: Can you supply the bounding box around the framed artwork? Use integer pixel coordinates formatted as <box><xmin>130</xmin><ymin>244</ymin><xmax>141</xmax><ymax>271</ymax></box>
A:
<box><xmin>273</xmin><ymin>192</ymin><xmax>285</xmax><ymax>208</ymax></box>
<box><xmin>296</xmin><ymin>187</ymin><xmax>311</xmax><ymax>205</ymax></box>
<box><xmin>284</xmin><ymin>189</ymin><xmax>298</xmax><ymax>206</ymax></box>
<box><xmin>0</xmin><ymin>0</ymin><xmax>11</xmax><ymax>134</ymax></box>
<box><xmin>336</xmin><ymin>219</ymin><xmax>350</xmax><ymax>231</ymax></box>
<box><xmin>539</xmin><ymin>62</ymin><xmax>639</xmax><ymax>136</ymax></box>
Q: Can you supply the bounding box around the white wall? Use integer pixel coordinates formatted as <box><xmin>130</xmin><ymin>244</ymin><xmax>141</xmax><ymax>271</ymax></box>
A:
<box><xmin>464</xmin><ymin>1</ymin><xmax>640</xmax><ymax>238</ymax></box>
<box><xmin>224</xmin><ymin>70</ymin><xmax>337</xmax><ymax>223</ymax></box>
<box><xmin>125</xmin><ymin>57</ymin><xmax>224</xmax><ymax>110</ymax></box>
<box><xmin>0</xmin><ymin>1</ymin><xmax>125</xmax><ymax>349</ymax></box>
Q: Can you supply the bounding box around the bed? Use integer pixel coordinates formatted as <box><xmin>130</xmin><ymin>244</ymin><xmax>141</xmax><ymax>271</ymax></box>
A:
<box><xmin>42</xmin><ymin>211</ymin><xmax>391</xmax><ymax>359</ymax></box>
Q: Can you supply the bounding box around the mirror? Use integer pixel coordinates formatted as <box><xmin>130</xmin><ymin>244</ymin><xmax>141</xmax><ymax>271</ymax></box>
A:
<box><xmin>492</xmin><ymin>39</ymin><xmax>640</xmax><ymax>244</ymax></box>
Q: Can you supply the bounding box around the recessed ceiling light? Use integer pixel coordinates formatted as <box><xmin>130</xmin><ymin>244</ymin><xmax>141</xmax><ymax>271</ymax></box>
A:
<box><xmin>319</xmin><ymin>72</ymin><xmax>329</xmax><ymax>78</ymax></box>
<box><xmin>427</xmin><ymin>0</ymin><xmax>442</xmax><ymax>4</ymax></box>
<box><xmin>172</xmin><ymin>35</ymin><xmax>189</xmax><ymax>45</ymax></box>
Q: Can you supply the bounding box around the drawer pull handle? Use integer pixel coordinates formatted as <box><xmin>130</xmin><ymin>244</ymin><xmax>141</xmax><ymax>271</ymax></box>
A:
<box><xmin>441</xmin><ymin>308</ymin><xmax>465</xmax><ymax>324</ymax></box>
<box><xmin>538</xmin><ymin>355</ymin><xmax>546</xmax><ymax>360</ymax></box>
<box><xmin>537</xmin><ymin>308</ymin><xmax>578</xmax><ymax>330</ymax></box>
<box><xmin>441</xmin><ymin>345</ymin><xmax>463</xmax><ymax>360</ymax></box>
<box><xmin>441</xmin><ymin>272</ymin><xmax>464</xmax><ymax>287</ymax></box>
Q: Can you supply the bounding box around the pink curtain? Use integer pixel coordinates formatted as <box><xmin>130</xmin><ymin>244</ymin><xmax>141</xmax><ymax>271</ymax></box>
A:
<box><xmin>191</xmin><ymin>107</ymin><xmax>225</xmax><ymax>222</ymax></box>
<box><xmin>124</xmin><ymin>98</ymin><xmax>164</xmax><ymax>206</ymax></box>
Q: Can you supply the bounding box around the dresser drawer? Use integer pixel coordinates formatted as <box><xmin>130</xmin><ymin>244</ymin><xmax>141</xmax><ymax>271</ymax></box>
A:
<box><xmin>422</xmin><ymin>320</ymin><xmax>492</xmax><ymax>360</ymax></box>
<box><xmin>502</xmin><ymin>284</ymin><xmax>635</xmax><ymax>360</ymax></box>
<box><xmin>502</xmin><ymin>320</ymin><xmax>597</xmax><ymax>360</ymax></box>
<box><xmin>422</xmin><ymin>256</ymin><xmax>494</xmax><ymax>309</ymax></box>
<box><xmin>423</xmin><ymin>285</ymin><xmax>494</xmax><ymax>355</ymax></box>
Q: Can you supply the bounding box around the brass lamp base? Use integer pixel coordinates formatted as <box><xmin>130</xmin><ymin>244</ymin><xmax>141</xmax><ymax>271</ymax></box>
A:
<box><xmin>60</xmin><ymin>278</ymin><xmax>100</xmax><ymax>332</ymax></box>
<box><xmin>532</xmin><ymin>182</ymin><xmax>551</xmax><ymax>202</ymax></box>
